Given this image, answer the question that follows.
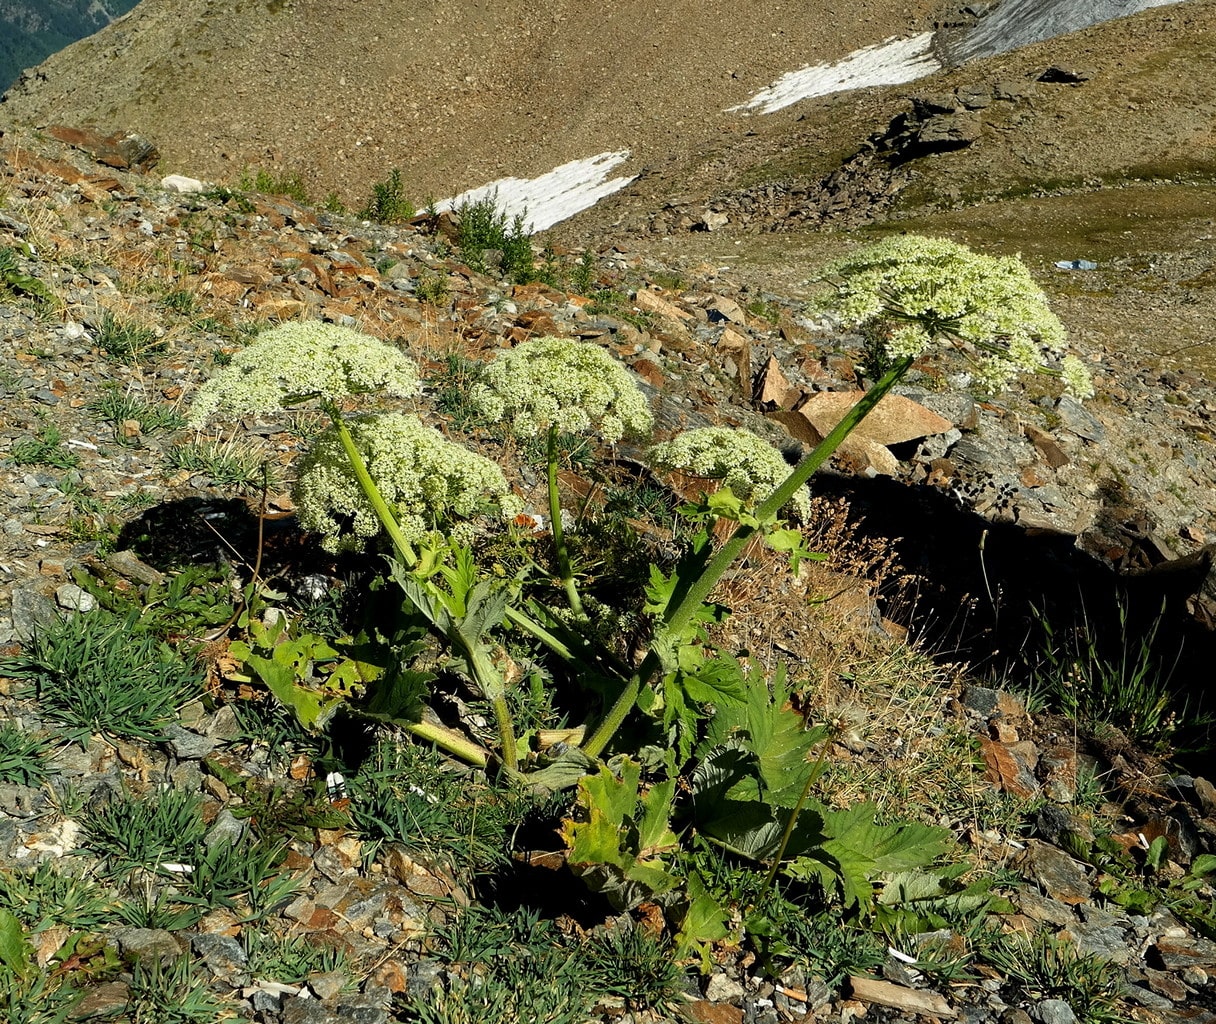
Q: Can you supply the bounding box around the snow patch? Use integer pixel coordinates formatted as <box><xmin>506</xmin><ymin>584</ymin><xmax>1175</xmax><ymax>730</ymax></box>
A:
<box><xmin>729</xmin><ymin>33</ymin><xmax>940</xmax><ymax>115</ymax></box>
<box><xmin>436</xmin><ymin>151</ymin><xmax>635</xmax><ymax>234</ymax></box>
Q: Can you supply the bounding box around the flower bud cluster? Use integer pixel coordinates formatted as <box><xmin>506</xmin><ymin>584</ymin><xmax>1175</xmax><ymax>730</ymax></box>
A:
<box><xmin>468</xmin><ymin>336</ymin><xmax>653</xmax><ymax>443</ymax></box>
<box><xmin>815</xmin><ymin>235</ymin><xmax>1093</xmax><ymax>398</ymax></box>
<box><xmin>296</xmin><ymin>413</ymin><xmax>520</xmax><ymax>552</ymax></box>
<box><xmin>648</xmin><ymin>427</ymin><xmax>812</xmax><ymax>521</ymax></box>
<box><xmin>188</xmin><ymin>321</ymin><xmax>421</xmax><ymax>426</ymax></box>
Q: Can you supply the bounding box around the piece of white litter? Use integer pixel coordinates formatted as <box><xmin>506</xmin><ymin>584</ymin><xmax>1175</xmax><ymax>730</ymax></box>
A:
<box><xmin>325</xmin><ymin>771</ymin><xmax>347</xmax><ymax>800</ymax></box>
<box><xmin>729</xmin><ymin>33</ymin><xmax>940</xmax><ymax>115</ymax></box>
<box><xmin>888</xmin><ymin>946</ymin><xmax>918</xmax><ymax>964</ymax></box>
<box><xmin>436</xmin><ymin>151</ymin><xmax>635</xmax><ymax>234</ymax></box>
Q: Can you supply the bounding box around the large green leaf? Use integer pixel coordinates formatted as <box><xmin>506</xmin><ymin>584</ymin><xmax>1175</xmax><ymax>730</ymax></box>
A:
<box><xmin>0</xmin><ymin>908</ymin><xmax>31</xmax><ymax>978</ymax></box>
<box><xmin>562</xmin><ymin>760</ymin><xmax>680</xmax><ymax>911</ymax></box>
<box><xmin>697</xmin><ymin>668</ymin><xmax>824</xmax><ymax>808</ymax></box>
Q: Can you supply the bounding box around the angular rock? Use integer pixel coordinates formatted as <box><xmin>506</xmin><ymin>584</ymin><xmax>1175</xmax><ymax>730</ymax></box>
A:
<box><xmin>793</xmin><ymin>390</ymin><xmax>952</xmax><ymax>446</ymax></box>
<box><xmin>848</xmin><ymin>975</ymin><xmax>956</xmax><ymax>1017</ymax></box>
<box><xmin>1015</xmin><ymin>841</ymin><xmax>1091</xmax><ymax>905</ymax></box>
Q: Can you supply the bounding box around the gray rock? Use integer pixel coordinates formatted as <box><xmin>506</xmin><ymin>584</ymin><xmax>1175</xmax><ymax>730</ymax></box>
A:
<box><xmin>705</xmin><ymin>971</ymin><xmax>745</xmax><ymax>1003</ymax></box>
<box><xmin>1056</xmin><ymin>396</ymin><xmax>1105</xmax><ymax>442</ymax></box>
<box><xmin>54</xmin><ymin>584</ymin><xmax>95</xmax><ymax>613</ymax></box>
<box><xmin>283</xmin><ymin>996</ymin><xmax>339</xmax><ymax>1024</ymax></box>
<box><xmin>164</xmin><ymin>723</ymin><xmax>217</xmax><ymax>761</ymax></box>
<box><xmin>408</xmin><ymin>959</ymin><xmax>444</xmax><ymax>1001</ymax></box>
<box><xmin>191</xmin><ymin>932</ymin><xmax>248</xmax><ymax>982</ymax></box>
<box><xmin>204</xmin><ymin>809</ymin><xmax>247</xmax><ymax>849</ymax></box>
<box><xmin>1034</xmin><ymin>999</ymin><xmax>1077</xmax><ymax>1024</ymax></box>
<box><xmin>110</xmin><ymin>927</ymin><xmax>185</xmax><ymax>965</ymax></box>
<box><xmin>10</xmin><ymin>585</ymin><xmax>60</xmax><ymax>640</ymax></box>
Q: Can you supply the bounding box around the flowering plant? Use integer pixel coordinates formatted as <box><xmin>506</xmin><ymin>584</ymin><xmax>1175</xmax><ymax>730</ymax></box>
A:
<box><xmin>469</xmin><ymin>335</ymin><xmax>654</xmax><ymax>443</ymax></box>
<box><xmin>814</xmin><ymin>234</ymin><xmax>1093</xmax><ymax>398</ymax></box>
<box><xmin>187</xmin><ymin>321</ymin><xmax>420</xmax><ymax>427</ymax></box>
<box><xmin>471</xmin><ymin>336</ymin><xmax>654</xmax><ymax>617</ymax></box>
<box><xmin>296</xmin><ymin>413</ymin><xmax>520</xmax><ymax>553</ymax></box>
<box><xmin>648</xmin><ymin>427</ymin><xmax>812</xmax><ymax>522</ymax></box>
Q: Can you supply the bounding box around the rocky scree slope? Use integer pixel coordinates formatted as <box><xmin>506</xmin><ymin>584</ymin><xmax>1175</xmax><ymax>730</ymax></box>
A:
<box><xmin>1</xmin><ymin>124</ymin><xmax>1216</xmax><ymax>1023</ymax></box>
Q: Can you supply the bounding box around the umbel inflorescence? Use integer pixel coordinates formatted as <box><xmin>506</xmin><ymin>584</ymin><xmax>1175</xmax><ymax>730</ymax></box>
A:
<box><xmin>814</xmin><ymin>234</ymin><xmax>1094</xmax><ymax>399</ymax></box>
<box><xmin>648</xmin><ymin>427</ymin><xmax>812</xmax><ymax>521</ymax></box>
<box><xmin>186</xmin><ymin>320</ymin><xmax>420</xmax><ymax>427</ymax></box>
<box><xmin>468</xmin><ymin>335</ymin><xmax>654</xmax><ymax>442</ymax></box>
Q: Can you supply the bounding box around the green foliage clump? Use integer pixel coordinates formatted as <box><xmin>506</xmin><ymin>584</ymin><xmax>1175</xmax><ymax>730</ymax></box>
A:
<box><xmin>96</xmin><ymin>311</ymin><xmax>166</xmax><ymax>362</ymax></box>
<box><xmin>187</xmin><ymin>320</ymin><xmax>420</xmax><ymax>425</ymax></box>
<box><xmin>0</xmin><ymin>244</ymin><xmax>53</xmax><ymax>306</ymax></box>
<box><xmin>10</xmin><ymin>423</ymin><xmax>80</xmax><ymax>469</ymax></box>
<box><xmin>648</xmin><ymin>426</ymin><xmax>812</xmax><ymax>521</ymax></box>
<box><xmin>0</xmin><ymin>611</ymin><xmax>203</xmax><ymax>743</ymax></box>
<box><xmin>469</xmin><ymin>336</ymin><xmax>654</xmax><ymax>444</ymax></box>
<box><xmin>456</xmin><ymin>194</ymin><xmax>535</xmax><ymax>282</ymax></box>
<box><xmin>815</xmin><ymin>234</ymin><xmax>1092</xmax><ymax>397</ymax></box>
<box><xmin>0</xmin><ymin>724</ymin><xmax>52</xmax><ymax>787</ymax></box>
<box><xmin>239</xmin><ymin>167</ymin><xmax>310</xmax><ymax>203</ymax></box>
<box><xmin>359</xmin><ymin>168</ymin><xmax>415</xmax><ymax>224</ymax></box>
<box><xmin>296</xmin><ymin>412</ymin><xmax>520</xmax><ymax>552</ymax></box>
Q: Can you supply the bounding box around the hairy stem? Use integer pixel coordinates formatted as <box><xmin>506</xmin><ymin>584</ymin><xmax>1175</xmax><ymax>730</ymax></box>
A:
<box><xmin>546</xmin><ymin>425</ymin><xmax>586</xmax><ymax>618</ymax></box>
<box><xmin>760</xmin><ymin>736</ymin><xmax>830</xmax><ymax>897</ymax></box>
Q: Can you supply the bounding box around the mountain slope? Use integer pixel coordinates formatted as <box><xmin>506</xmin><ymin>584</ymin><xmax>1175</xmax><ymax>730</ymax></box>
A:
<box><xmin>0</xmin><ymin>0</ymin><xmax>141</xmax><ymax>92</ymax></box>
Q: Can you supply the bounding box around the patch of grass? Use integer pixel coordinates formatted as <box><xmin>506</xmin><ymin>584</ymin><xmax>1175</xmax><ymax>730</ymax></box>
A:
<box><xmin>407</xmin><ymin>904</ymin><xmax>593</xmax><ymax>1024</ymax></box>
<box><xmin>80</xmin><ymin>786</ymin><xmax>207</xmax><ymax>877</ymax></box>
<box><xmin>10</xmin><ymin>423</ymin><xmax>80</xmax><ymax>470</ymax></box>
<box><xmin>347</xmin><ymin>738</ymin><xmax>526</xmax><ymax>873</ymax></box>
<box><xmin>243</xmin><ymin>929</ymin><xmax>348</xmax><ymax>983</ymax></box>
<box><xmin>96</xmin><ymin>311</ymin><xmax>166</xmax><ymax>362</ymax></box>
<box><xmin>0</xmin><ymin>723</ymin><xmax>53</xmax><ymax>787</ymax></box>
<box><xmin>981</xmin><ymin>929</ymin><xmax>1129</xmax><ymax>1024</ymax></box>
<box><xmin>0</xmin><ymin>861</ymin><xmax>115</xmax><ymax>932</ymax></box>
<box><xmin>429</xmin><ymin>353</ymin><xmax>489</xmax><ymax>430</ymax></box>
<box><xmin>88</xmin><ymin>387</ymin><xmax>186</xmax><ymax>445</ymax></box>
<box><xmin>322</xmin><ymin>192</ymin><xmax>347</xmax><ymax>214</ymax></box>
<box><xmin>1026</xmin><ymin>600</ymin><xmax>1208</xmax><ymax>752</ymax></box>
<box><xmin>0</xmin><ymin>611</ymin><xmax>204</xmax><ymax>744</ymax></box>
<box><xmin>583</xmin><ymin>923</ymin><xmax>685</xmax><ymax>1010</ymax></box>
<box><xmin>587</xmin><ymin>288</ymin><xmax>654</xmax><ymax>331</ymax></box>
<box><xmin>161</xmin><ymin>289</ymin><xmax>200</xmax><ymax>315</ymax></box>
<box><xmin>114</xmin><ymin>886</ymin><xmax>202</xmax><ymax>931</ymax></box>
<box><xmin>164</xmin><ymin>438</ymin><xmax>275</xmax><ymax>490</ymax></box>
<box><xmin>182</xmin><ymin>839</ymin><xmax>301</xmax><ymax>922</ymax></box>
<box><xmin>239</xmin><ymin>167</ymin><xmax>310</xmax><ymax>204</ymax></box>
<box><xmin>0</xmin><ymin>969</ymin><xmax>84</xmax><ymax>1024</ymax></box>
<box><xmin>359</xmin><ymin>168</ymin><xmax>415</xmax><ymax>224</ymax></box>
<box><xmin>120</xmin><ymin>956</ymin><xmax>231</xmax><ymax>1024</ymax></box>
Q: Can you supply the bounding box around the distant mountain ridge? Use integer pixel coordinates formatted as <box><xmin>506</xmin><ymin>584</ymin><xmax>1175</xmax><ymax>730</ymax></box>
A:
<box><xmin>0</xmin><ymin>0</ymin><xmax>141</xmax><ymax>92</ymax></box>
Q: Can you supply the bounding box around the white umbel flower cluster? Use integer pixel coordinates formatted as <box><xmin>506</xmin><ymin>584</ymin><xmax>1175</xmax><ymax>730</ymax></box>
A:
<box><xmin>188</xmin><ymin>321</ymin><xmax>421</xmax><ymax>426</ymax></box>
<box><xmin>815</xmin><ymin>235</ymin><xmax>1093</xmax><ymax>399</ymax></box>
<box><xmin>296</xmin><ymin>413</ymin><xmax>519</xmax><ymax>552</ymax></box>
<box><xmin>648</xmin><ymin>427</ymin><xmax>812</xmax><ymax>521</ymax></box>
<box><xmin>468</xmin><ymin>336</ymin><xmax>654</xmax><ymax>443</ymax></box>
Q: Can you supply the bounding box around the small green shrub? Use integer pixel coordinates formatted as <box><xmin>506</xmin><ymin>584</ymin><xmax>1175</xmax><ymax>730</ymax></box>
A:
<box><xmin>359</xmin><ymin>168</ymin><xmax>415</xmax><ymax>223</ymax></box>
<box><xmin>120</xmin><ymin>956</ymin><xmax>231</xmax><ymax>1024</ymax></box>
<box><xmin>239</xmin><ymin>167</ymin><xmax>309</xmax><ymax>203</ymax></box>
<box><xmin>0</xmin><ymin>611</ymin><xmax>204</xmax><ymax>743</ymax></box>
<box><xmin>88</xmin><ymin>387</ymin><xmax>186</xmax><ymax>444</ymax></box>
<box><xmin>456</xmin><ymin>194</ymin><xmax>535</xmax><ymax>282</ymax></box>
<box><xmin>0</xmin><ymin>245</ymin><xmax>53</xmax><ymax>306</ymax></box>
<box><xmin>415</xmin><ymin>271</ymin><xmax>450</xmax><ymax>306</ymax></box>
<box><xmin>161</xmin><ymin>289</ymin><xmax>200</xmax><ymax>315</ymax></box>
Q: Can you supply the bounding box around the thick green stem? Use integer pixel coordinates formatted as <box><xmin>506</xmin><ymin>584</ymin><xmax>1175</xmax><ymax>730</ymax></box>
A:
<box><xmin>403</xmin><ymin>718</ymin><xmax>489</xmax><ymax>769</ymax></box>
<box><xmin>663</xmin><ymin>357</ymin><xmax>913</xmax><ymax>638</ymax></box>
<box><xmin>546</xmin><ymin>425</ymin><xmax>586</xmax><ymax>618</ymax></box>
<box><xmin>463</xmin><ymin>640</ymin><xmax>519</xmax><ymax>773</ymax></box>
<box><xmin>504</xmin><ymin>606</ymin><xmax>575</xmax><ymax>662</ymax></box>
<box><xmin>584</xmin><ymin>358</ymin><xmax>913</xmax><ymax>760</ymax></box>
<box><xmin>326</xmin><ymin>405</ymin><xmax>417</xmax><ymax>568</ymax></box>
